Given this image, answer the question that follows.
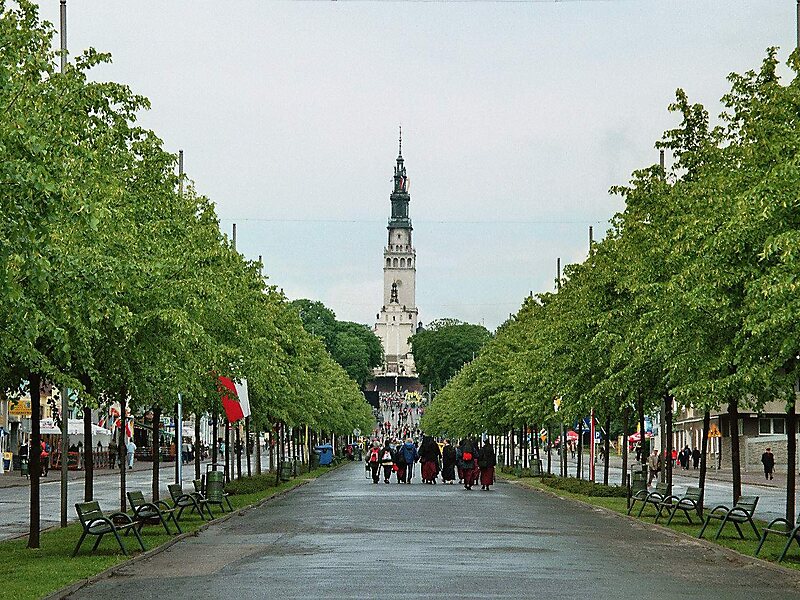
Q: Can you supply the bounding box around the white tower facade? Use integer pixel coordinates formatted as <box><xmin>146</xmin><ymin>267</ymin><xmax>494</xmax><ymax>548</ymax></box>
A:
<box><xmin>374</xmin><ymin>135</ymin><xmax>419</xmax><ymax>381</ymax></box>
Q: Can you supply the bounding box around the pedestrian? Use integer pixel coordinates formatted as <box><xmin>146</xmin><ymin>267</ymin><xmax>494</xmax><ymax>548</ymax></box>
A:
<box><xmin>679</xmin><ymin>445</ymin><xmax>690</xmax><ymax>470</ymax></box>
<box><xmin>400</xmin><ymin>438</ymin><xmax>418</xmax><ymax>483</ymax></box>
<box><xmin>77</xmin><ymin>441</ymin><xmax>84</xmax><ymax>470</ymax></box>
<box><xmin>478</xmin><ymin>440</ymin><xmax>497</xmax><ymax>491</ymax></box>
<box><xmin>635</xmin><ymin>442</ymin><xmax>642</xmax><ymax>463</ymax></box>
<box><xmin>761</xmin><ymin>447</ymin><xmax>775</xmax><ymax>481</ymax></box>
<box><xmin>367</xmin><ymin>441</ymin><xmax>381</xmax><ymax>484</ymax></box>
<box><xmin>380</xmin><ymin>440</ymin><xmax>395</xmax><ymax>484</ymax></box>
<box><xmin>418</xmin><ymin>435</ymin><xmax>441</xmax><ymax>484</ymax></box>
<box><xmin>108</xmin><ymin>438</ymin><xmax>118</xmax><ymax>469</ymax></box>
<box><xmin>394</xmin><ymin>441</ymin><xmax>407</xmax><ymax>483</ymax></box>
<box><xmin>441</xmin><ymin>439</ymin><xmax>457</xmax><ymax>484</ymax></box>
<box><xmin>126</xmin><ymin>438</ymin><xmax>136</xmax><ymax>469</ymax></box>
<box><xmin>460</xmin><ymin>439</ymin><xmax>477</xmax><ymax>490</ymax></box>
<box><xmin>691</xmin><ymin>447</ymin><xmax>701</xmax><ymax>470</ymax></box>
<box><xmin>647</xmin><ymin>449</ymin><xmax>661</xmax><ymax>486</ymax></box>
<box><xmin>40</xmin><ymin>440</ymin><xmax>49</xmax><ymax>476</ymax></box>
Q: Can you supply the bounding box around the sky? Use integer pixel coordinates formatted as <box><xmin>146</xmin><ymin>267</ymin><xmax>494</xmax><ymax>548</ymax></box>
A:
<box><xmin>38</xmin><ymin>0</ymin><xmax>795</xmax><ymax>330</ymax></box>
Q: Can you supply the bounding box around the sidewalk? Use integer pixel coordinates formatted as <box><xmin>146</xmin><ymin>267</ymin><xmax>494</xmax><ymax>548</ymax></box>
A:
<box><xmin>0</xmin><ymin>459</ymin><xmax>210</xmax><ymax>489</ymax></box>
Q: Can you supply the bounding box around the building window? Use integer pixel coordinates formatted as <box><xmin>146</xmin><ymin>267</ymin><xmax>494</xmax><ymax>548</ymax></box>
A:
<box><xmin>393</xmin><ymin>258</ymin><xmax>398</xmax><ymax>267</ymax></box>
<box><xmin>760</xmin><ymin>417</ymin><xmax>786</xmax><ymax>435</ymax></box>
<box><xmin>400</xmin><ymin>258</ymin><xmax>406</xmax><ymax>268</ymax></box>
<box><xmin>386</xmin><ymin>258</ymin><xmax>391</xmax><ymax>267</ymax></box>
<box><xmin>408</xmin><ymin>259</ymin><xmax>412</xmax><ymax>268</ymax></box>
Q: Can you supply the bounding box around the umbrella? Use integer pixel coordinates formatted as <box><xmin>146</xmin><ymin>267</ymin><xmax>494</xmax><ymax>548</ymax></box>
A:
<box><xmin>39</xmin><ymin>418</ymin><xmax>61</xmax><ymax>435</ymax></box>
<box><xmin>66</xmin><ymin>419</ymin><xmax>112</xmax><ymax>437</ymax></box>
<box><xmin>628</xmin><ymin>431</ymin><xmax>653</xmax><ymax>443</ymax></box>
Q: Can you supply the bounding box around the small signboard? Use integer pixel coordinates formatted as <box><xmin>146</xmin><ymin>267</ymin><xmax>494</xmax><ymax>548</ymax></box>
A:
<box><xmin>9</xmin><ymin>399</ymin><xmax>31</xmax><ymax>417</ymax></box>
<box><xmin>708</xmin><ymin>424</ymin><xmax>721</xmax><ymax>438</ymax></box>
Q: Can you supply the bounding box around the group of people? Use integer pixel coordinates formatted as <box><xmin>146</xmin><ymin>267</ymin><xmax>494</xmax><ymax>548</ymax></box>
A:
<box><xmin>366</xmin><ymin>437</ymin><xmax>498</xmax><ymax>491</ymax></box>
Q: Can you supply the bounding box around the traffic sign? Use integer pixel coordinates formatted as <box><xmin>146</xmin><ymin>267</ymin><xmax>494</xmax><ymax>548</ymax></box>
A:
<box><xmin>708</xmin><ymin>424</ymin><xmax>721</xmax><ymax>438</ymax></box>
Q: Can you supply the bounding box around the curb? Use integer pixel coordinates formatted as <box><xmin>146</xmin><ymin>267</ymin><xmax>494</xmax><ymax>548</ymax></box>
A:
<box><xmin>45</xmin><ymin>467</ymin><xmax>338</xmax><ymax>600</ymax></box>
<box><xmin>502</xmin><ymin>475</ymin><xmax>800</xmax><ymax>582</ymax></box>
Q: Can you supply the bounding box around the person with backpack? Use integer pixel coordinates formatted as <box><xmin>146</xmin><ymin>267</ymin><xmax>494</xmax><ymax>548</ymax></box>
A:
<box><xmin>399</xmin><ymin>438</ymin><xmax>418</xmax><ymax>483</ymax></box>
<box><xmin>478</xmin><ymin>440</ymin><xmax>497</xmax><ymax>490</ymax></box>
<box><xmin>367</xmin><ymin>441</ymin><xmax>382</xmax><ymax>484</ymax></box>
<box><xmin>460</xmin><ymin>439</ymin><xmax>477</xmax><ymax>490</ymax></box>
<box><xmin>380</xmin><ymin>440</ymin><xmax>395</xmax><ymax>483</ymax></box>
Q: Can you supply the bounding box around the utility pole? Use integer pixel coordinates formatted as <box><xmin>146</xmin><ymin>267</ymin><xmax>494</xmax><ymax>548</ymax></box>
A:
<box><xmin>175</xmin><ymin>150</ymin><xmax>184</xmax><ymax>486</ymax></box>
<box><xmin>588</xmin><ymin>226</ymin><xmax>595</xmax><ymax>482</ymax></box>
<box><xmin>557</xmin><ymin>256</ymin><xmax>564</xmax><ymax>479</ymax></box>
<box><xmin>59</xmin><ymin>0</ymin><xmax>69</xmax><ymax>529</ymax></box>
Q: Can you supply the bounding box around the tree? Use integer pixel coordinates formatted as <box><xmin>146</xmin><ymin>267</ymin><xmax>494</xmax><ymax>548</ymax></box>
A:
<box><xmin>410</xmin><ymin>320</ymin><xmax>492</xmax><ymax>390</ymax></box>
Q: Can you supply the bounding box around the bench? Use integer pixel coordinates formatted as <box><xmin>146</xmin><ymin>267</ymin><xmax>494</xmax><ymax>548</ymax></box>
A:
<box><xmin>754</xmin><ymin>513</ymin><xmax>800</xmax><ymax>562</ymax></box>
<box><xmin>655</xmin><ymin>486</ymin><xmax>702</xmax><ymax>525</ymax></box>
<box><xmin>193</xmin><ymin>478</ymin><xmax>233</xmax><ymax>513</ymax></box>
<box><xmin>698</xmin><ymin>495</ymin><xmax>759</xmax><ymax>540</ymax></box>
<box><xmin>127</xmin><ymin>490</ymin><xmax>182</xmax><ymax>535</ymax></box>
<box><xmin>168</xmin><ymin>483</ymin><xmax>211</xmax><ymax>521</ymax></box>
<box><xmin>628</xmin><ymin>482</ymin><xmax>669</xmax><ymax>517</ymax></box>
<box><xmin>72</xmin><ymin>501</ymin><xmax>146</xmax><ymax>557</ymax></box>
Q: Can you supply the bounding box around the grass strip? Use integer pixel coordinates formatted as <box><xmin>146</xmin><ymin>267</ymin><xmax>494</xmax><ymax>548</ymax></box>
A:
<box><xmin>502</xmin><ymin>473</ymin><xmax>800</xmax><ymax>571</ymax></box>
<box><xmin>0</xmin><ymin>465</ymin><xmax>338</xmax><ymax>600</ymax></box>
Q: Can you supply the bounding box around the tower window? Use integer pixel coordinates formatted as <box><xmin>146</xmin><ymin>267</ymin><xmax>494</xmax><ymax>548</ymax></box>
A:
<box><xmin>386</xmin><ymin>258</ymin><xmax>391</xmax><ymax>267</ymax></box>
<box><xmin>397</xmin><ymin>234</ymin><xmax>401</xmax><ymax>239</ymax></box>
<box><xmin>393</xmin><ymin>258</ymin><xmax>398</xmax><ymax>267</ymax></box>
<box><xmin>400</xmin><ymin>258</ymin><xmax>406</xmax><ymax>268</ymax></box>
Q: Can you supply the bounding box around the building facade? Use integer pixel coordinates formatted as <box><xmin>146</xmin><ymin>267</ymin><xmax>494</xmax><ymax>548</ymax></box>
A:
<box><xmin>373</xmin><ymin>135</ymin><xmax>422</xmax><ymax>393</ymax></box>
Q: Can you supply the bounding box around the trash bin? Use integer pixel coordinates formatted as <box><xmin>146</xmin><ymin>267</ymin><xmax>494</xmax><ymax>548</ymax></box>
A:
<box><xmin>630</xmin><ymin>464</ymin><xmax>647</xmax><ymax>495</ymax></box>
<box><xmin>206</xmin><ymin>470</ymin><xmax>226</xmax><ymax>503</ymax></box>
<box><xmin>310</xmin><ymin>453</ymin><xmax>320</xmax><ymax>469</ymax></box>
<box><xmin>280</xmin><ymin>461</ymin><xmax>293</xmax><ymax>482</ymax></box>
<box><xmin>530</xmin><ymin>459</ymin><xmax>543</xmax><ymax>477</ymax></box>
<box><xmin>314</xmin><ymin>444</ymin><xmax>333</xmax><ymax>467</ymax></box>
<box><xmin>20</xmin><ymin>458</ymin><xmax>29</xmax><ymax>478</ymax></box>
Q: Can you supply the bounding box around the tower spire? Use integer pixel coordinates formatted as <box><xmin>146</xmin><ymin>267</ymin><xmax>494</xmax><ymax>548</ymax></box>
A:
<box><xmin>398</xmin><ymin>124</ymin><xmax>402</xmax><ymax>158</ymax></box>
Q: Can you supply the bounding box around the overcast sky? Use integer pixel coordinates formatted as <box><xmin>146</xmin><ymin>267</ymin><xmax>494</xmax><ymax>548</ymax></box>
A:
<box><xmin>39</xmin><ymin>0</ymin><xmax>794</xmax><ymax>330</ymax></box>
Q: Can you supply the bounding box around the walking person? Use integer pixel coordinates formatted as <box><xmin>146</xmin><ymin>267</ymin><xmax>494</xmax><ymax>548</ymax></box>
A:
<box><xmin>394</xmin><ymin>441</ymin><xmax>407</xmax><ymax>483</ymax></box>
<box><xmin>647</xmin><ymin>449</ymin><xmax>661</xmax><ymax>486</ymax></box>
<box><xmin>441</xmin><ymin>439</ymin><xmax>457</xmax><ymax>484</ymax></box>
<box><xmin>400</xmin><ymin>438</ymin><xmax>418</xmax><ymax>483</ymax></box>
<box><xmin>108</xmin><ymin>438</ymin><xmax>117</xmax><ymax>469</ymax></box>
<box><xmin>367</xmin><ymin>441</ymin><xmax>381</xmax><ymax>484</ymax></box>
<box><xmin>478</xmin><ymin>440</ymin><xmax>497</xmax><ymax>491</ymax></box>
<box><xmin>691</xmin><ymin>447</ymin><xmax>701</xmax><ymax>470</ymax></box>
<box><xmin>460</xmin><ymin>439</ymin><xmax>477</xmax><ymax>490</ymax></box>
<box><xmin>418</xmin><ymin>435</ymin><xmax>441</xmax><ymax>484</ymax></box>
<box><xmin>761</xmin><ymin>447</ymin><xmax>775</xmax><ymax>481</ymax></box>
<box><xmin>126</xmin><ymin>438</ymin><xmax>136</xmax><ymax>469</ymax></box>
<box><xmin>380</xmin><ymin>440</ymin><xmax>395</xmax><ymax>484</ymax></box>
<box><xmin>680</xmin><ymin>445</ymin><xmax>691</xmax><ymax>470</ymax></box>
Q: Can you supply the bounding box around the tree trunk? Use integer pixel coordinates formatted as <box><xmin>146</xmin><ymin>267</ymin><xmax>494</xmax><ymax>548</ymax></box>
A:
<box><xmin>269</xmin><ymin>426</ymin><xmax>275</xmax><ymax>473</ymax></box>
<box><xmin>83</xmin><ymin>405</ymin><xmax>94</xmax><ymax>501</ymax></box>
<box><xmin>603</xmin><ymin>412</ymin><xmax>611</xmax><ymax>486</ymax></box>
<box><xmin>152</xmin><ymin>405</ymin><xmax>161</xmax><ymax>502</ymax></box>
<box><xmin>256</xmin><ymin>424</ymin><xmax>262</xmax><ymax>475</ymax></box>
<box><xmin>547</xmin><ymin>424</ymin><xmax>552</xmax><ymax>475</ymax></box>
<box><xmin>225</xmin><ymin>420</ymin><xmax>231</xmax><ymax>483</ymax></box>
<box><xmin>787</xmin><ymin>393</ymin><xmax>797</xmax><ymax>527</ymax></box>
<box><xmin>119</xmin><ymin>392</ymin><xmax>127</xmax><ymax>513</ymax></box>
<box><xmin>728</xmin><ymin>399</ymin><xmax>742</xmax><ymax>503</ymax></box>
<box><xmin>665</xmin><ymin>394</ymin><xmax>673</xmax><ymax>492</ymax></box>
<box><xmin>245</xmin><ymin>416</ymin><xmax>251</xmax><ymax>477</ymax></box>
<box><xmin>621</xmin><ymin>406</ymin><xmax>629</xmax><ymax>487</ymax></box>
<box><xmin>699</xmin><ymin>411</ymin><xmax>710</xmax><ymax>518</ymax></box>
<box><xmin>195</xmin><ymin>413</ymin><xmax>201</xmax><ymax>481</ymax></box>
<box><xmin>236</xmin><ymin>422</ymin><xmax>242</xmax><ymax>480</ymax></box>
<box><xmin>28</xmin><ymin>373</ymin><xmax>42</xmax><ymax>549</ymax></box>
<box><xmin>637</xmin><ymin>390</ymin><xmax>646</xmax><ymax>465</ymax></box>
<box><xmin>576</xmin><ymin>419</ymin><xmax>583</xmax><ymax>479</ymax></box>
<box><xmin>212</xmin><ymin>408</ymin><xmax>218</xmax><ymax>466</ymax></box>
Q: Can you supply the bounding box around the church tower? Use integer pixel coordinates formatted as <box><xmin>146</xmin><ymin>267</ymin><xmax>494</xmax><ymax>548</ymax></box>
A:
<box><xmin>373</xmin><ymin>129</ymin><xmax>420</xmax><ymax>389</ymax></box>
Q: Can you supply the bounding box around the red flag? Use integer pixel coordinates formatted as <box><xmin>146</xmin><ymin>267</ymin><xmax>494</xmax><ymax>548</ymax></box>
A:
<box><xmin>218</xmin><ymin>376</ymin><xmax>244</xmax><ymax>422</ymax></box>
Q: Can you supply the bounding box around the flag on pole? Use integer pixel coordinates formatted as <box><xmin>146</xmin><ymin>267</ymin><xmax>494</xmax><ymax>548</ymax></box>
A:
<box><xmin>219</xmin><ymin>376</ymin><xmax>250</xmax><ymax>422</ymax></box>
<box><xmin>234</xmin><ymin>379</ymin><xmax>251</xmax><ymax>418</ymax></box>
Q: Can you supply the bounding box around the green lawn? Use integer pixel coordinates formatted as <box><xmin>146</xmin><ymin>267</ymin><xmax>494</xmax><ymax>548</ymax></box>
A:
<box><xmin>503</xmin><ymin>473</ymin><xmax>800</xmax><ymax>570</ymax></box>
<box><xmin>0</xmin><ymin>465</ymin><xmax>337</xmax><ymax>600</ymax></box>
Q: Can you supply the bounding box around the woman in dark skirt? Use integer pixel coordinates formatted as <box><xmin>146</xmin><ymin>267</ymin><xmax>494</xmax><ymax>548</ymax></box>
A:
<box><xmin>460</xmin><ymin>439</ymin><xmax>477</xmax><ymax>490</ymax></box>
<box><xmin>394</xmin><ymin>442</ymin><xmax>407</xmax><ymax>483</ymax></box>
<box><xmin>418</xmin><ymin>435</ymin><xmax>441</xmax><ymax>484</ymax></box>
<box><xmin>441</xmin><ymin>439</ymin><xmax>457</xmax><ymax>484</ymax></box>
<box><xmin>478</xmin><ymin>440</ymin><xmax>497</xmax><ymax>490</ymax></box>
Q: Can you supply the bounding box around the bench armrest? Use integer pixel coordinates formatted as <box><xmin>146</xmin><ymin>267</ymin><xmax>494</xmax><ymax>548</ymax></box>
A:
<box><xmin>765</xmin><ymin>518</ymin><xmax>790</xmax><ymax>530</ymax></box>
<box><xmin>86</xmin><ymin>516</ymin><xmax>115</xmax><ymax>530</ymax></box>
<box><xmin>728</xmin><ymin>507</ymin><xmax>753</xmax><ymax>519</ymax></box>
<box><xmin>707</xmin><ymin>505</ymin><xmax>729</xmax><ymax>516</ymax></box>
<box><xmin>155</xmin><ymin>500</ymin><xmax>172</xmax><ymax>511</ymax></box>
<box><xmin>132</xmin><ymin>503</ymin><xmax>161</xmax><ymax>518</ymax></box>
<box><xmin>108</xmin><ymin>512</ymin><xmax>135</xmax><ymax>525</ymax></box>
<box><xmin>658</xmin><ymin>495</ymin><xmax>680</xmax><ymax>505</ymax></box>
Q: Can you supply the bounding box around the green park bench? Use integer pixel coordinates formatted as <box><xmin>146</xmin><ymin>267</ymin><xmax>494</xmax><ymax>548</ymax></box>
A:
<box><xmin>193</xmin><ymin>478</ymin><xmax>233</xmax><ymax>513</ymax></box>
<box><xmin>754</xmin><ymin>512</ymin><xmax>800</xmax><ymax>562</ymax></box>
<box><xmin>72</xmin><ymin>500</ymin><xmax>146</xmax><ymax>557</ymax></box>
<box><xmin>168</xmin><ymin>483</ymin><xmax>212</xmax><ymax>521</ymax></box>
<box><xmin>655</xmin><ymin>486</ymin><xmax>702</xmax><ymax>525</ymax></box>
<box><xmin>628</xmin><ymin>482</ymin><xmax>669</xmax><ymax>517</ymax></box>
<box><xmin>127</xmin><ymin>490</ymin><xmax>182</xmax><ymax>535</ymax></box>
<box><xmin>698</xmin><ymin>495</ymin><xmax>760</xmax><ymax>540</ymax></box>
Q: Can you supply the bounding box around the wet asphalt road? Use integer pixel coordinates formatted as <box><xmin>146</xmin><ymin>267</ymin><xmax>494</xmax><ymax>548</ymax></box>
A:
<box><xmin>68</xmin><ymin>462</ymin><xmax>800</xmax><ymax>600</ymax></box>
